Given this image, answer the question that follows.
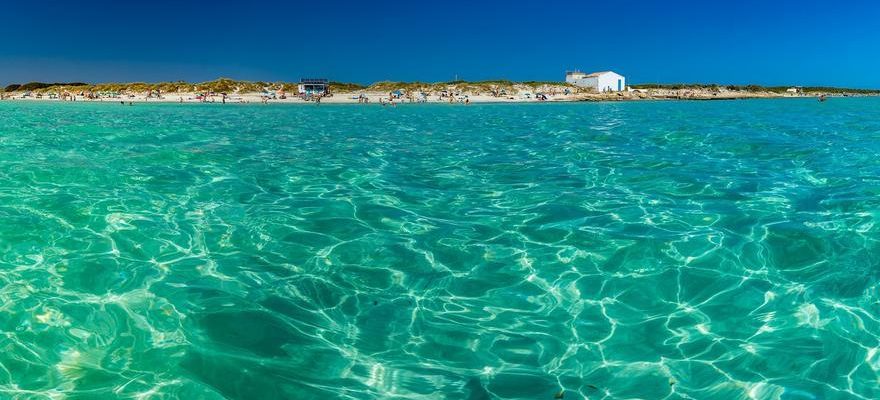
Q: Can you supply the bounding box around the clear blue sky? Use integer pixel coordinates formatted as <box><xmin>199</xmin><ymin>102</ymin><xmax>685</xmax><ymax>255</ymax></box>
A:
<box><xmin>2</xmin><ymin>0</ymin><xmax>878</xmax><ymax>87</ymax></box>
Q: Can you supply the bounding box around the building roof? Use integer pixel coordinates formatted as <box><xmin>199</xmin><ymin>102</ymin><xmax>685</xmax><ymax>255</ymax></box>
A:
<box><xmin>566</xmin><ymin>70</ymin><xmax>622</xmax><ymax>78</ymax></box>
<box><xmin>586</xmin><ymin>71</ymin><xmax>615</xmax><ymax>78</ymax></box>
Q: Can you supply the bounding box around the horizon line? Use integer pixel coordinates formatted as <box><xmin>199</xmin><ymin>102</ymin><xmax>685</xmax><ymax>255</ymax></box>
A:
<box><xmin>2</xmin><ymin>78</ymin><xmax>878</xmax><ymax>91</ymax></box>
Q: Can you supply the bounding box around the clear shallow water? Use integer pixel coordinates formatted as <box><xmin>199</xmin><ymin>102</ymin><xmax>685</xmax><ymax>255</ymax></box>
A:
<box><xmin>0</xmin><ymin>99</ymin><xmax>878</xmax><ymax>399</ymax></box>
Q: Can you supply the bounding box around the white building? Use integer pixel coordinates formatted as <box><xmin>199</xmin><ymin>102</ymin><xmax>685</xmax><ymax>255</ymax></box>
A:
<box><xmin>566</xmin><ymin>70</ymin><xmax>626</xmax><ymax>92</ymax></box>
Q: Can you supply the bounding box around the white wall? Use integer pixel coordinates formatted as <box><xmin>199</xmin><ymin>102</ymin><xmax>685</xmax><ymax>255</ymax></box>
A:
<box><xmin>566</xmin><ymin>72</ymin><xmax>626</xmax><ymax>92</ymax></box>
<box><xmin>596</xmin><ymin>72</ymin><xmax>625</xmax><ymax>92</ymax></box>
<box><xmin>566</xmin><ymin>76</ymin><xmax>598</xmax><ymax>91</ymax></box>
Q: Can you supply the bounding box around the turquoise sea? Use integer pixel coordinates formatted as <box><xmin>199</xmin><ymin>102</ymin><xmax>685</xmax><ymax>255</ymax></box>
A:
<box><xmin>0</xmin><ymin>98</ymin><xmax>878</xmax><ymax>399</ymax></box>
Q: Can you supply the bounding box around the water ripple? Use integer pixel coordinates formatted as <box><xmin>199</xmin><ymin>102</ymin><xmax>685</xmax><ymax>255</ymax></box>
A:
<box><xmin>0</xmin><ymin>99</ymin><xmax>878</xmax><ymax>399</ymax></box>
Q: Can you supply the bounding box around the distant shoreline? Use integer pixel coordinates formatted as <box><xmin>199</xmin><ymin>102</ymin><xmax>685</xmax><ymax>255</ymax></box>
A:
<box><xmin>1</xmin><ymin>78</ymin><xmax>875</xmax><ymax>104</ymax></box>
<box><xmin>0</xmin><ymin>91</ymin><xmax>870</xmax><ymax>105</ymax></box>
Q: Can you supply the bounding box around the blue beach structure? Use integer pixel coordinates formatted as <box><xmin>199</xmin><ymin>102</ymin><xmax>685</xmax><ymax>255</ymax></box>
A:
<box><xmin>297</xmin><ymin>78</ymin><xmax>329</xmax><ymax>96</ymax></box>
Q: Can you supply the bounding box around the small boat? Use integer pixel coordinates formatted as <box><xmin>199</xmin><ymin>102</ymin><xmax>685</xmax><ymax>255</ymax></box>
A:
<box><xmin>818</xmin><ymin>94</ymin><xmax>827</xmax><ymax>102</ymax></box>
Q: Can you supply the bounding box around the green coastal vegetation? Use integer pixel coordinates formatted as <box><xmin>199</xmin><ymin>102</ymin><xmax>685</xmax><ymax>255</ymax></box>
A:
<box><xmin>3</xmin><ymin>78</ymin><xmax>877</xmax><ymax>95</ymax></box>
<box><xmin>1</xmin><ymin>78</ymin><xmax>574</xmax><ymax>94</ymax></box>
<box><xmin>4</xmin><ymin>79</ymin><xmax>286</xmax><ymax>94</ymax></box>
